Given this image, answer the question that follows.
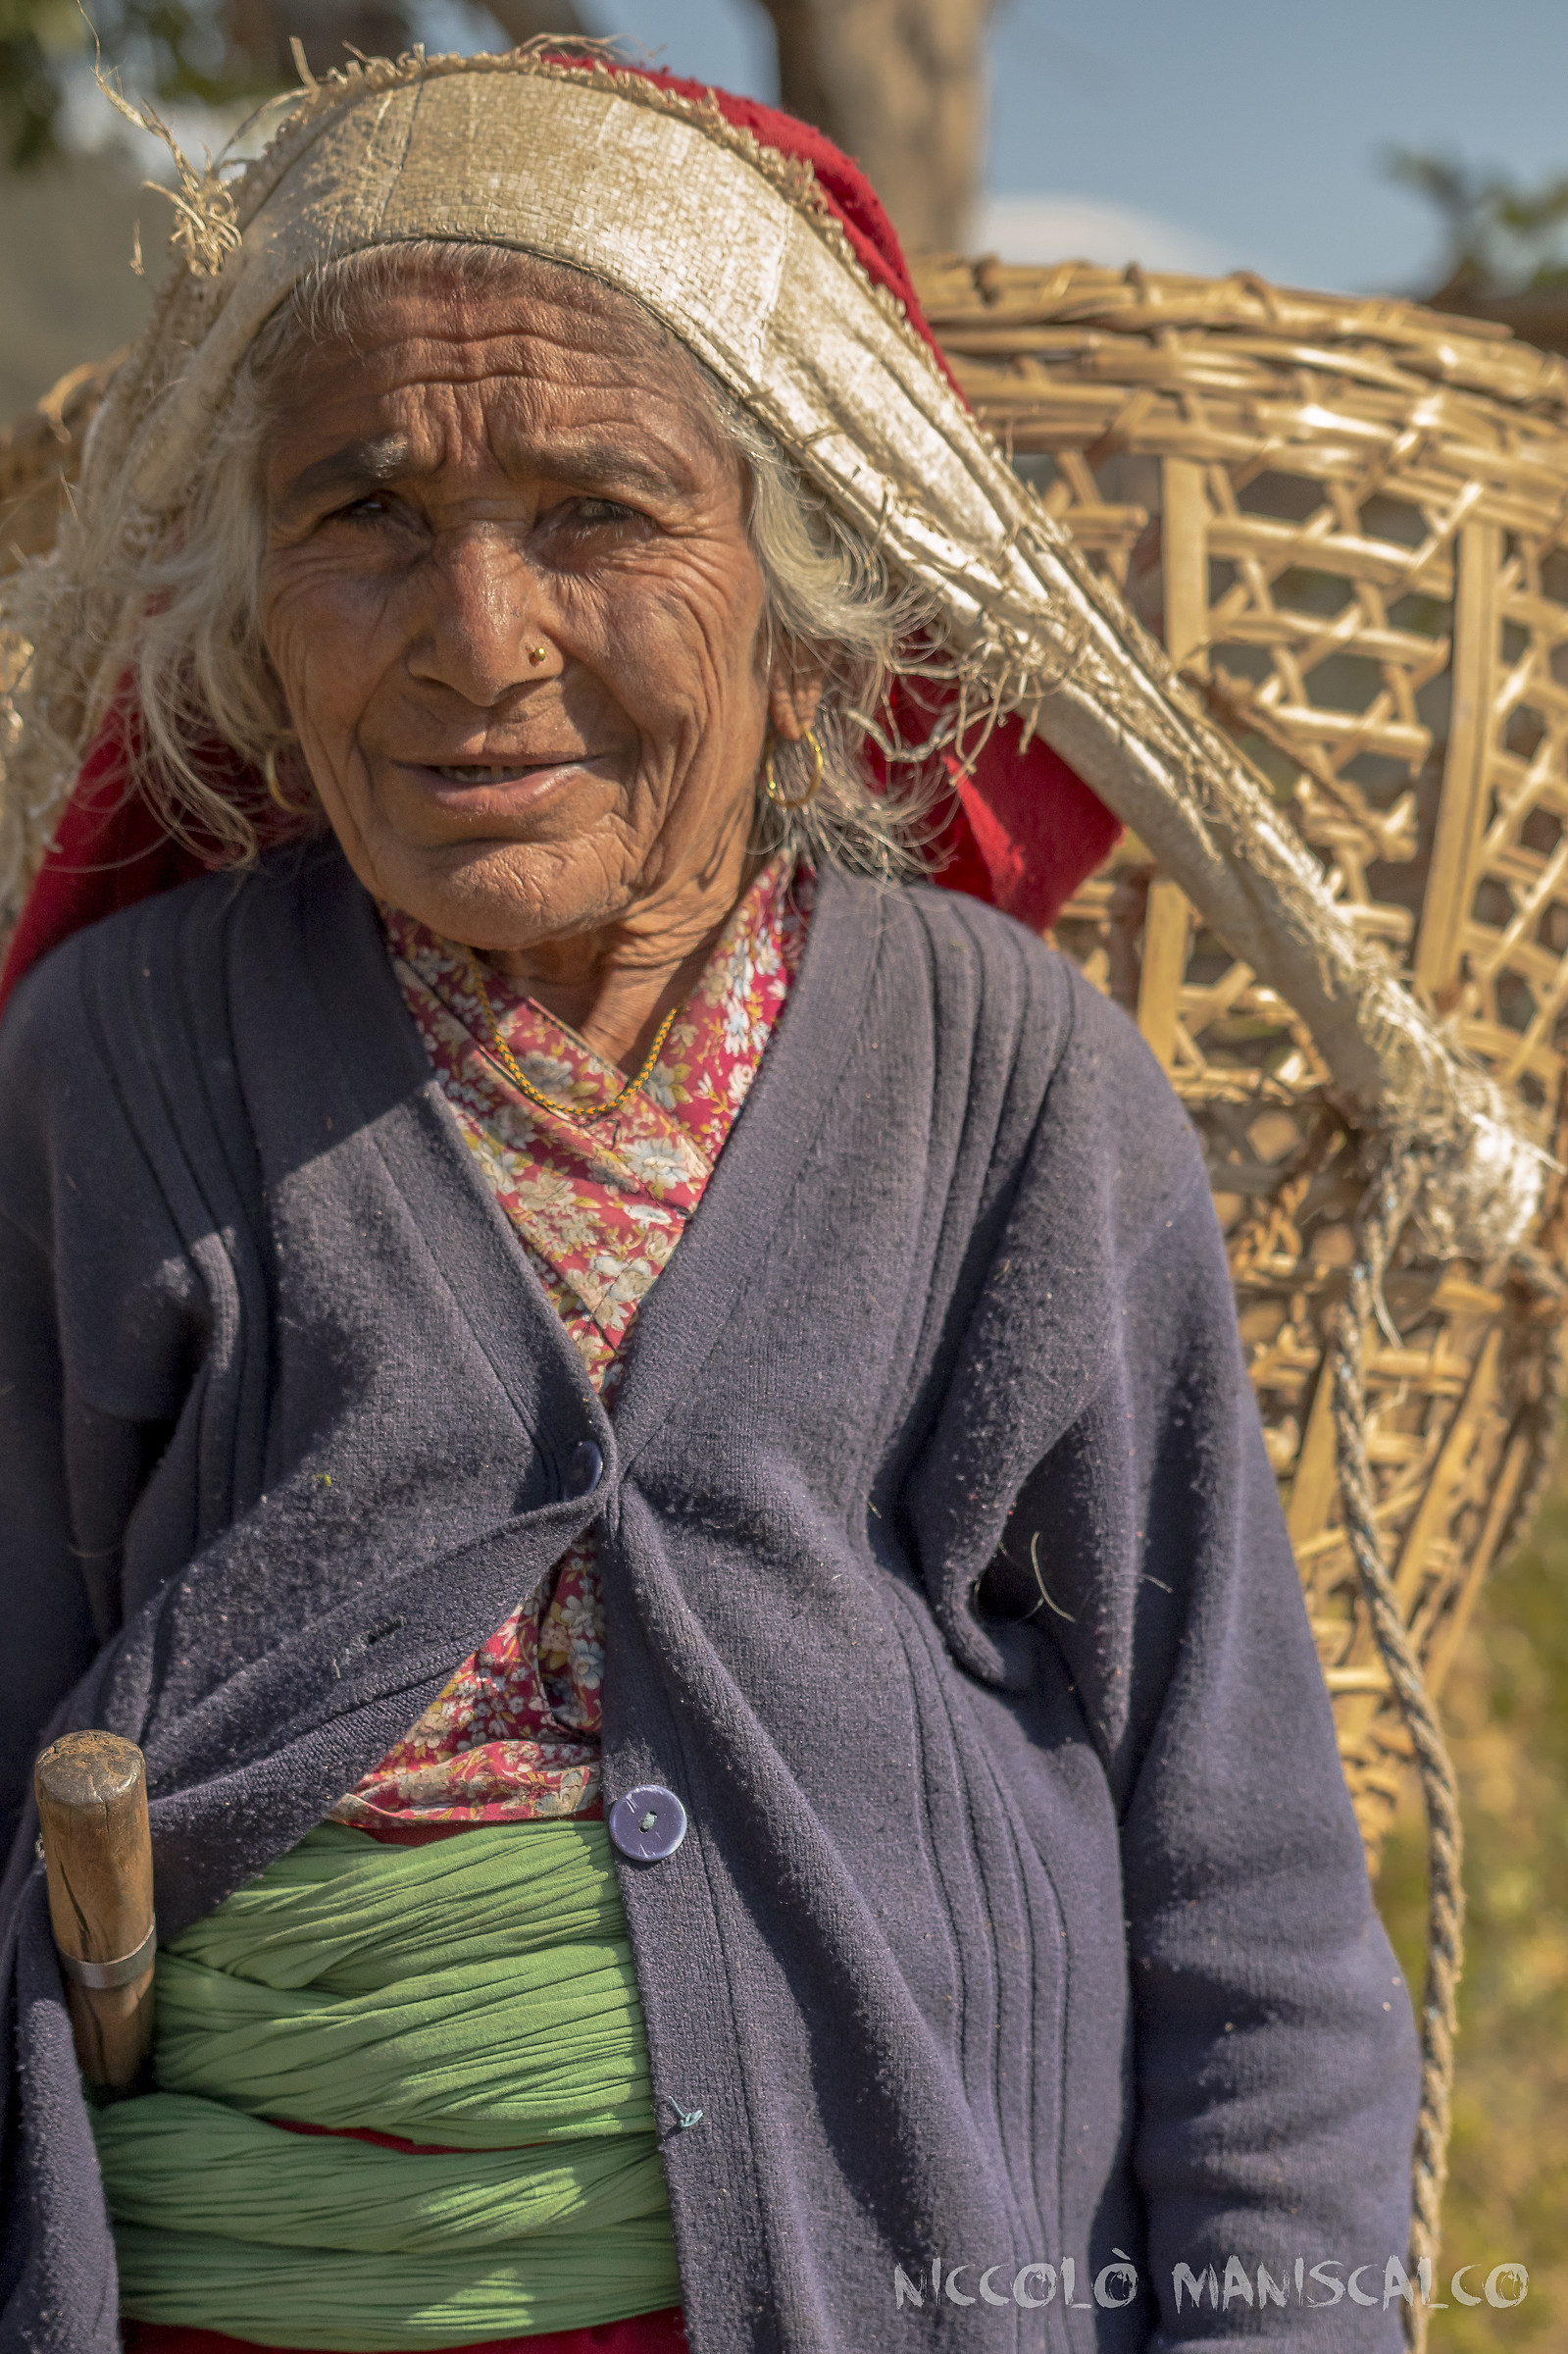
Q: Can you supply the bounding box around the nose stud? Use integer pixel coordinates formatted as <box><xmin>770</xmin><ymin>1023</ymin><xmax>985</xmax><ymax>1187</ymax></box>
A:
<box><xmin>527</xmin><ymin>644</ymin><xmax>549</xmax><ymax>666</ymax></box>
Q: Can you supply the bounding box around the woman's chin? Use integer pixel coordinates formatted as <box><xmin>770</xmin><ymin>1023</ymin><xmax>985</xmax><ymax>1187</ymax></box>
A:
<box><xmin>365</xmin><ymin>835</ymin><xmax>617</xmax><ymax>952</ymax></box>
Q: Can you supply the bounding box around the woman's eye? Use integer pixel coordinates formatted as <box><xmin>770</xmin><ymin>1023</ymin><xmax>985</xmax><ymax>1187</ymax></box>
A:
<box><xmin>565</xmin><ymin>496</ymin><xmax>640</xmax><ymax>527</ymax></box>
<box><xmin>331</xmin><ymin>493</ymin><xmax>394</xmax><ymax>524</ymax></box>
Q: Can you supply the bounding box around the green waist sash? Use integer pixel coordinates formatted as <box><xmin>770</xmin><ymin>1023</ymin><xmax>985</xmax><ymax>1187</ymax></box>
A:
<box><xmin>93</xmin><ymin>1818</ymin><xmax>680</xmax><ymax>2351</ymax></box>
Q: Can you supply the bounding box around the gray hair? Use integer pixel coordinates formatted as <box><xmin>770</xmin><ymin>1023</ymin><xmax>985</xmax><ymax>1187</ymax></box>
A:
<box><xmin>128</xmin><ymin>241</ymin><xmax>942</xmax><ymax>881</ymax></box>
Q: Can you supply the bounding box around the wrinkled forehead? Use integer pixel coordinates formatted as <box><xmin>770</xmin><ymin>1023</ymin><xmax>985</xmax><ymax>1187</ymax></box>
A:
<box><xmin>257</xmin><ymin>247</ymin><xmax>740</xmax><ymax>505</ymax></box>
<box><xmin>277</xmin><ymin>244</ymin><xmax>681</xmax><ymax>352</ymax></box>
<box><xmin>253</xmin><ymin>244</ymin><xmax>710</xmax><ymax>413</ymax></box>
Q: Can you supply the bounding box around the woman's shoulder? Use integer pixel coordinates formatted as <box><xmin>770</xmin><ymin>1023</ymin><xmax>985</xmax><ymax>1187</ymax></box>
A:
<box><xmin>0</xmin><ymin>841</ymin><xmax>345</xmax><ymax>1065</ymax></box>
<box><xmin>827</xmin><ymin>870</ymin><xmax>1205</xmax><ymax>1224</ymax></box>
<box><xmin>0</xmin><ymin>841</ymin><xmax>394</xmax><ymax>1270</ymax></box>
<box><xmin>834</xmin><ymin>868</ymin><xmax>1180</xmax><ymax>1089</ymax></box>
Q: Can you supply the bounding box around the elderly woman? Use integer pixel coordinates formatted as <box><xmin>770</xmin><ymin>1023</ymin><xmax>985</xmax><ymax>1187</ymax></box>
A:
<box><xmin>0</xmin><ymin>44</ymin><xmax>1417</xmax><ymax>2354</ymax></box>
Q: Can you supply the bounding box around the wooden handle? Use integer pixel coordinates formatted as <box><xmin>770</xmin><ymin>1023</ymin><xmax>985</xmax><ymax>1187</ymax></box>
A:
<box><xmin>34</xmin><ymin>1731</ymin><xmax>155</xmax><ymax>2090</ymax></box>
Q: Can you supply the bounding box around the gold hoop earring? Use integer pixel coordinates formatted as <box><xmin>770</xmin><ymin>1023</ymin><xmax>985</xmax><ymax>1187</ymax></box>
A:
<box><xmin>263</xmin><ymin>745</ymin><xmax>313</xmax><ymax>816</ymax></box>
<box><xmin>764</xmin><ymin>727</ymin><xmax>825</xmax><ymax>812</ymax></box>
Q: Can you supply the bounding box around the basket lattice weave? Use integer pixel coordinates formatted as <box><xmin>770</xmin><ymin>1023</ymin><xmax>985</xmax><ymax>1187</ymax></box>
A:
<box><xmin>908</xmin><ymin>257</ymin><xmax>1568</xmax><ymax>1868</ymax></box>
<box><xmin>5</xmin><ymin>275</ymin><xmax>1568</xmax><ymax>1877</ymax></box>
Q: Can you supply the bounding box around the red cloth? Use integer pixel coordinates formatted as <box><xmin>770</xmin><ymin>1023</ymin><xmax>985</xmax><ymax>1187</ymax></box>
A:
<box><xmin>126</xmin><ymin>2315</ymin><xmax>687</xmax><ymax>2354</ymax></box>
<box><xmin>0</xmin><ymin>65</ymin><xmax>1118</xmax><ymax>1015</ymax></box>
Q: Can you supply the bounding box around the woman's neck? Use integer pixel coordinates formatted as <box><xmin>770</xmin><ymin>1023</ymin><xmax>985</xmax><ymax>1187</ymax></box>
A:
<box><xmin>479</xmin><ymin>845</ymin><xmax>769</xmax><ymax>1073</ymax></box>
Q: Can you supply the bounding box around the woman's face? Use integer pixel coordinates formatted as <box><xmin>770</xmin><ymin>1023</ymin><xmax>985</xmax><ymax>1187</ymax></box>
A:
<box><xmin>259</xmin><ymin>256</ymin><xmax>809</xmax><ymax>958</ymax></box>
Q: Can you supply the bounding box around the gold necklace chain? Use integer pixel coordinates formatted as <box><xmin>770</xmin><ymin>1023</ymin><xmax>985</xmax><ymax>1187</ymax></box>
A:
<box><xmin>466</xmin><ymin>955</ymin><xmax>678</xmax><ymax>1123</ymax></box>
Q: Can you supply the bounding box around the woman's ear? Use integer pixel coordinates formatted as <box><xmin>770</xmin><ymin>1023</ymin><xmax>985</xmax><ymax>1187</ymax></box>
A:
<box><xmin>767</xmin><ymin>642</ymin><xmax>825</xmax><ymax>741</ymax></box>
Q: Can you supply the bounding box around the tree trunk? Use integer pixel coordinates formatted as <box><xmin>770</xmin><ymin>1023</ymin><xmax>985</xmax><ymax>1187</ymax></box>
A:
<box><xmin>756</xmin><ymin>0</ymin><xmax>995</xmax><ymax>254</ymax></box>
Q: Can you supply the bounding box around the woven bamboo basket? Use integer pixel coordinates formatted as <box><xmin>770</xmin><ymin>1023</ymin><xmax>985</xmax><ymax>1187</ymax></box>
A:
<box><xmin>910</xmin><ymin>256</ymin><xmax>1568</xmax><ymax>1871</ymax></box>
<box><xmin>5</xmin><ymin>275</ymin><xmax>1567</xmax><ymax>1877</ymax></box>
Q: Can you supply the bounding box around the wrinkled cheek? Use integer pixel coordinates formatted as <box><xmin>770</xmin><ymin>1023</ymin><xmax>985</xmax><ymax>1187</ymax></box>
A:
<box><xmin>608</xmin><ymin>581</ymin><xmax>765</xmax><ymax>775</ymax></box>
<box><xmin>263</xmin><ymin>589</ymin><xmax>379</xmax><ymax>806</ymax></box>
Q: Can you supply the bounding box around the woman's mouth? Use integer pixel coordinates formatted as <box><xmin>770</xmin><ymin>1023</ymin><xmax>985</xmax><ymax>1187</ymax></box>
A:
<box><xmin>404</xmin><ymin>754</ymin><xmax>601</xmax><ymax>792</ymax></box>
<box><xmin>396</xmin><ymin>753</ymin><xmax>613</xmax><ymax>828</ymax></box>
<box><xmin>427</xmin><ymin>761</ymin><xmax>557</xmax><ymax>784</ymax></box>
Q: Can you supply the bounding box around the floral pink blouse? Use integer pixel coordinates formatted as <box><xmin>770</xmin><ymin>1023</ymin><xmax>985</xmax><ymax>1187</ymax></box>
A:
<box><xmin>329</xmin><ymin>854</ymin><xmax>812</xmax><ymax>1836</ymax></box>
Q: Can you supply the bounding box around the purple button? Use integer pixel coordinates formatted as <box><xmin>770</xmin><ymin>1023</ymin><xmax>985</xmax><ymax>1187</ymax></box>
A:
<box><xmin>566</xmin><ymin>1441</ymin><xmax>603</xmax><ymax>1499</ymax></box>
<box><xmin>609</xmin><ymin>1784</ymin><xmax>688</xmax><ymax>1863</ymax></box>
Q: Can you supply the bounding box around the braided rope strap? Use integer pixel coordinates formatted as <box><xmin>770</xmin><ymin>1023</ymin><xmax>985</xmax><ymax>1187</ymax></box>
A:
<box><xmin>1330</xmin><ymin>1143</ymin><xmax>1464</xmax><ymax>2354</ymax></box>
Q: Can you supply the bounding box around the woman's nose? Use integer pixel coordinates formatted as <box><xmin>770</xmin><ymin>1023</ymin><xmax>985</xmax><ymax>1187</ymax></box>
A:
<box><xmin>405</xmin><ymin>529</ymin><xmax>550</xmax><ymax>706</ymax></box>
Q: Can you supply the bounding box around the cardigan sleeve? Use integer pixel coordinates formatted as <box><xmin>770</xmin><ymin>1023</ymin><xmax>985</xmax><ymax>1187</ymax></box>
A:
<box><xmin>997</xmin><ymin>1171</ymin><xmax>1418</xmax><ymax>2342</ymax></box>
<box><xmin>915</xmin><ymin>961</ymin><xmax>1420</xmax><ymax>2347</ymax></box>
<box><xmin>0</xmin><ymin>947</ymin><xmax>205</xmax><ymax>1869</ymax></box>
<box><xmin>0</xmin><ymin>1196</ymin><xmax>97</xmax><ymax>1864</ymax></box>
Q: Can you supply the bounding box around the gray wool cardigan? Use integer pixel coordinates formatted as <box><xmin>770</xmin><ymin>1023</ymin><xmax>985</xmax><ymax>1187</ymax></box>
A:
<box><xmin>0</xmin><ymin>844</ymin><xmax>1419</xmax><ymax>2352</ymax></box>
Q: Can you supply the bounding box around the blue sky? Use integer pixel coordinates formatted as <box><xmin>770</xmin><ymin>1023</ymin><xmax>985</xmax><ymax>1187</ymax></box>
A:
<box><xmin>576</xmin><ymin>0</ymin><xmax>1568</xmax><ymax>294</ymax></box>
